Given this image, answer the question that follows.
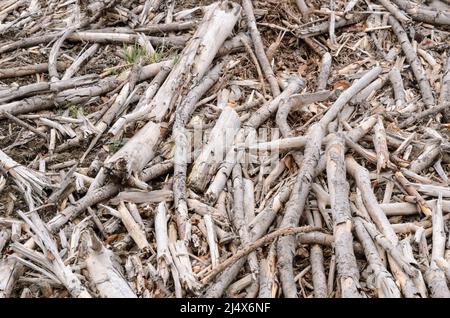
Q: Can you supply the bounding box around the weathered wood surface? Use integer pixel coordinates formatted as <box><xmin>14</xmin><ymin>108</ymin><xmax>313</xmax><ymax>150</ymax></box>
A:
<box><xmin>0</xmin><ymin>0</ymin><xmax>449</xmax><ymax>299</ymax></box>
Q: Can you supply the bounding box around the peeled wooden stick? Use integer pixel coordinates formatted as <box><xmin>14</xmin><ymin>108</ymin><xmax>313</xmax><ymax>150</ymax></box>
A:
<box><xmin>80</xmin><ymin>82</ymin><xmax>132</xmax><ymax>163</ymax></box>
<box><xmin>425</xmin><ymin>195</ymin><xmax>450</xmax><ymax>297</ymax></box>
<box><xmin>391</xmin><ymin>0</ymin><xmax>450</xmax><ymax>25</ymax></box>
<box><xmin>243</xmin><ymin>178</ymin><xmax>256</xmax><ymax>222</ymax></box>
<box><xmin>295</xmin><ymin>0</ymin><xmax>311</xmax><ymax>19</ymax></box>
<box><xmin>441</xmin><ymin>56</ymin><xmax>450</xmax><ymax>121</ymax></box>
<box><xmin>393</xmin><ymin>132</ymin><xmax>416</xmax><ymax>158</ymax></box>
<box><xmin>48</xmin><ymin>183</ymin><xmax>120</xmax><ymax>232</ymax></box>
<box><xmin>204</xmin><ymin>215</ymin><xmax>219</xmax><ymax>269</ymax></box>
<box><xmin>317</xmin><ymin>52</ymin><xmax>332</xmax><ymax>91</ymax></box>
<box><xmin>67</xmin><ymin>31</ymin><xmax>188</xmax><ymax>46</ymax></box>
<box><xmin>62</xmin><ymin>43</ymin><xmax>100</xmax><ymax>80</ymax></box>
<box><xmin>380</xmin><ymin>200</ymin><xmax>450</xmax><ymax>216</ymax></box>
<box><xmin>240</xmin><ymin>34</ymin><xmax>267</xmax><ymax>95</ymax></box>
<box><xmin>394</xmin><ymin>171</ymin><xmax>433</xmax><ymax>217</ymax></box>
<box><xmin>329</xmin><ymin>0</ymin><xmax>338</xmax><ymax>47</ymax></box>
<box><xmin>85</xmin><ymin>232</ymin><xmax>137</xmax><ymax>298</ymax></box>
<box><xmin>0</xmin><ymin>230</ymin><xmax>10</xmax><ymax>254</ymax></box>
<box><xmin>409</xmin><ymin>141</ymin><xmax>441</xmax><ymax>174</ymax></box>
<box><xmin>400</xmin><ymin>63</ymin><xmax>440</xmax><ymax>118</ymax></box>
<box><xmin>311</xmin><ymin>183</ymin><xmax>333</xmax><ymax>230</ymax></box>
<box><xmin>261</xmin><ymin>159</ymin><xmax>286</xmax><ymax>195</ymax></box>
<box><xmin>400</xmin><ymin>239</ymin><xmax>429</xmax><ymax>297</ymax></box>
<box><xmin>435</xmin><ymin>258</ymin><xmax>450</xmax><ymax>282</ymax></box>
<box><xmin>245</xmin><ymin>76</ymin><xmax>305</xmax><ymax>129</ymax></box>
<box><xmin>187</xmin><ymin>199</ymin><xmax>229</xmax><ymax>226</ymax></box>
<box><xmin>139</xmin><ymin>0</ymin><xmax>162</xmax><ymax>24</ymax></box>
<box><xmin>346</xmin><ymin>157</ymin><xmax>398</xmax><ymax>244</ymax></box>
<box><xmin>203</xmin><ymin>256</ymin><xmax>245</xmax><ymax>297</ymax></box>
<box><xmin>258</xmin><ymin>243</ymin><xmax>277</xmax><ymax>298</ymax></box>
<box><xmin>351</xmin><ymin>74</ymin><xmax>388</xmax><ymax>105</ymax></box>
<box><xmin>0</xmin><ymin>75</ymin><xmax>98</xmax><ymax>104</ymax></box>
<box><xmin>134</xmin><ymin>20</ymin><xmax>197</xmax><ymax>33</ymax></box>
<box><xmin>237</xmin><ymin>136</ymin><xmax>307</xmax><ymax>151</ymax></box>
<box><xmin>277</xmin><ymin>66</ymin><xmax>381</xmax><ymax>298</ymax></box>
<box><xmin>303</xmin><ymin>37</ymin><xmax>328</xmax><ymax>56</ymax></box>
<box><xmin>155</xmin><ymin>202</ymin><xmax>172</xmax><ymax>285</ymax></box>
<box><xmin>231</xmin><ymin>164</ymin><xmax>259</xmax><ymax>277</ymax></box>
<box><xmin>87</xmin><ymin>0</ymin><xmax>117</xmax><ymax>15</ymax></box>
<box><xmin>117</xmin><ymin>201</ymin><xmax>150</xmax><ymax>250</ymax></box>
<box><xmin>168</xmin><ymin>240</ymin><xmax>201</xmax><ymax>293</ymax></box>
<box><xmin>226</xmin><ymin>274</ymin><xmax>252</xmax><ymax>296</ymax></box>
<box><xmin>343</xmin><ymin>0</ymin><xmax>360</xmax><ymax>13</ymax></box>
<box><xmin>389</xmin><ymin>16</ymin><xmax>435</xmax><ymax>108</ymax></box>
<box><xmin>413</xmin><ymin>183</ymin><xmax>450</xmax><ymax>198</ymax></box>
<box><xmin>188</xmin><ymin>107</ymin><xmax>241</xmax><ymax>192</ymax></box>
<box><xmin>373</xmin><ymin>116</ymin><xmax>390</xmax><ymax>175</ymax></box>
<box><xmin>307</xmin><ymin>210</ymin><xmax>328</xmax><ymax>298</ymax></box>
<box><xmin>0</xmin><ymin>32</ymin><xmax>58</xmax><ymax>54</ymax></box>
<box><xmin>109</xmin><ymin>64</ymin><xmax>172</xmax><ymax>135</ymax></box>
<box><xmin>344</xmin><ymin>137</ymin><xmax>394</xmax><ymax>169</ymax></box>
<box><xmin>400</xmin><ymin>102</ymin><xmax>450</xmax><ymax>128</ymax></box>
<box><xmin>48</xmin><ymin>28</ymin><xmax>76</xmax><ymax>82</ymax></box>
<box><xmin>297</xmin><ymin>14</ymin><xmax>367</xmax><ymax>38</ymax></box>
<box><xmin>378</xmin><ymin>0</ymin><xmax>410</xmax><ymax>23</ymax></box>
<box><xmin>353</xmin><ymin>218</ymin><xmax>401</xmax><ymax>298</ymax></box>
<box><xmin>0</xmin><ymin>62</ymin><xmax>67</xmax><ymax>79</ymax></box>
<box><xmin>327</xmin><ymin>255</ymin><xmax>336</xmax><ymax>296</ymax></box>
<box><xmin>389</xmin><ymin>66</ymin><xmax>406</xmax><ymax>110</ymax></box>
<box><xmin>326</xmin><ymin>135</ymin><xmax>362</xmax><ymax>298</ymax></box>
<box><xmin>242</xmin><ymin>0</ymin><xmax>280</xmax><ymax>97</ymax></box>
<box><xmin>359</xmin><ymin>218</ymin><xmax>419</xmax><ymax>278</ymax></box>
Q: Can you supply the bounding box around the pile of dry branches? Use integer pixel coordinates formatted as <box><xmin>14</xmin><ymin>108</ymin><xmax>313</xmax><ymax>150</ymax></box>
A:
<box><xmin>0</xmin><ymin>0</ymin><xmax>450</xmax><ymax>298</ymax></box>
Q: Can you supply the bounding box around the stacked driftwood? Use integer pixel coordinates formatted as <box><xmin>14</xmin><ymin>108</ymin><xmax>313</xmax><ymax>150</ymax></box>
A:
<box><xmin>0</xmin><ymin>0</ymin><xmax>449</xmax><ymax>298</ymax></box>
